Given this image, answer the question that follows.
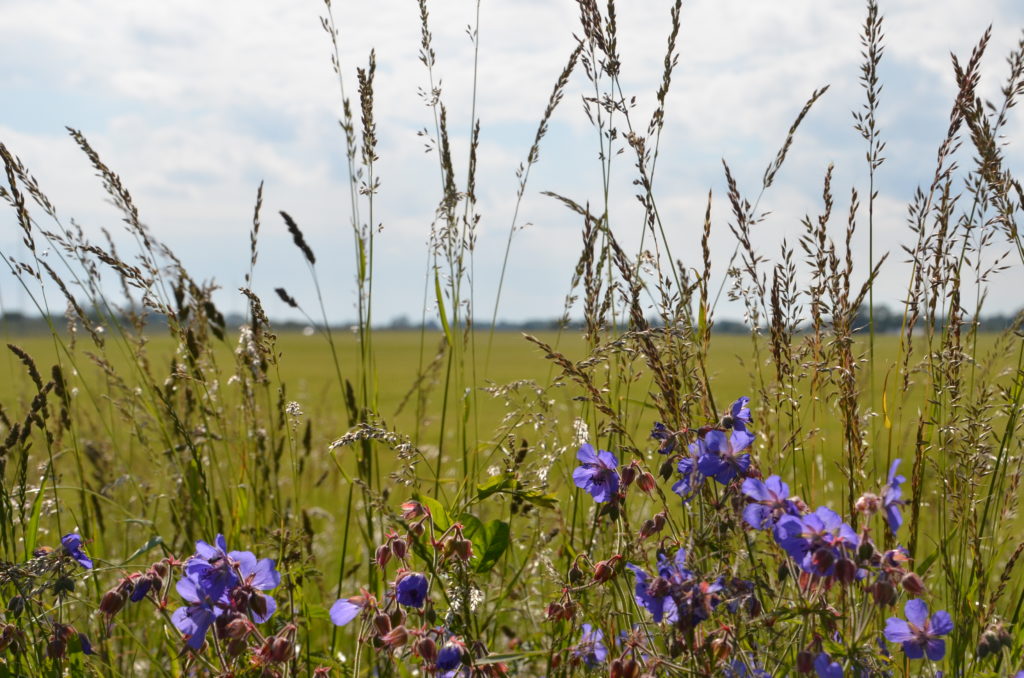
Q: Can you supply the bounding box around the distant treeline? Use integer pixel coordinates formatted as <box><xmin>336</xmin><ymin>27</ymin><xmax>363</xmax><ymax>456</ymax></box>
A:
<box><xmin>0</xmin><ymin>304</ymin><xmax>1020</xmax><ymax>336</ymax></box>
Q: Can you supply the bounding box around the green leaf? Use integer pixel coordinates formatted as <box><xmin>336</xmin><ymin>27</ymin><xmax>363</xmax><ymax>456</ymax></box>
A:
<box><xmin>121</xmin><ymin>536</ymin><xmax>164</xmax><ymax>565</ymax></box>
<box><xmin>476</xmin><ymin>519</ymin><xmax>510</xmax><ymax>573</ymax></box>
<box><xmin>477</xmin><ymin>473</ymin><xmax>517</xmax><ymax>501</ymax></box>
<box><xmin>517</xmin><ymin>489</ymin><xmax>558</xmax><ymax>508</ymax></box>
<box><xmin>457</xmin><ymin>513</ymin><xmax>510</xmax><ymax>573</ymax></box>
<box><xmin>434</xmin><ymin>269</ymin><xmax>453</xmax><ymax>348</ymax></box>
<box><xmin>415</xmin><ymin>494</ymin><xmax>451</xmax><ymax>532</ymax></box>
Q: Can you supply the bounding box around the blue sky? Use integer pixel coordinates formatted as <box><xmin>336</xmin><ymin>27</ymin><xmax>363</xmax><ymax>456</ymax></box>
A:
<box><xmin>1</xmin><ymin>0</ymin><xmax>1023</xmax><ymax>324</ymax></box>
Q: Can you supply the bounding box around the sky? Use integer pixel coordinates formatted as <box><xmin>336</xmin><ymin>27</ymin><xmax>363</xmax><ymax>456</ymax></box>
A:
<box><xmin>1</xmin><ymin>0</ymin><xmax>1023</xmax><ymax>325</ymax></box>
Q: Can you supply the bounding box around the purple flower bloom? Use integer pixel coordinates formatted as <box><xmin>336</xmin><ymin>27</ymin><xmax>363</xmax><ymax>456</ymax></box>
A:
<box><xmin>728</xmin><ymin>397</ymin><xmax>752</xmax><ymax>433</ymax></box>
<box><xmin>672</xmin><ymin>440</ymin><xmax>705</xmax><ymax>501</ymax></box>
<box><xmin>741</xmin><ymin>475</ymin><xmax>798</xmax><ymax>529</ymax></box>
<box><xmin>725</xmin><ymin>658</ymin><xmax>771</xmax><ymax>677</ymax></box>
<box><xmin>814</xmin><ymin>652</ymin><xmax>843</xmax><ymax>678</ymax></box>
<box><xmin>774</xmin><ymin>507</ymin><xmax>859</xmax><ymax>577</ymax></box>
<box><xmin>650</xmin><ymin>422</ymin><xmax>677</xmax><ymax>454</ymax></box>
<box><xmin>437</xmin><ymin>643</ymin><xmax>463</xmax><ymax>671</ymax></box>
<box><xmin>396</xmin><ymin>572</ymin><xmax>429</xmax><ymax>608</ymax></box>
<box><xmin>882</xmin><ymin>459</ymin><xmax>906</xmax><ymax>536</ymax></box>
<box><xmin>573</xmin><ymin>623</ymin><xmax>607</xmax><ymax>667</ymax></box>
<box><xmin>231</xmin><ymin>553</ymin><xmax>280</xmax><ymax>623</ymax></box>
<box><xmin>625</xmin><ymin>563</ymin><xmax>677</xmax><ymax>623</ymax></box>
<box><xmin>60</xmin><ymin>533</ymin><xmax>93</xmax><ymax>569</ymax></box>
<box><xmin>572</xmin><ymin>444</ymin><xmax>620</xmax><ymax>503</ymax></box>
<box><xmin>697</xmin><ymin>429</ymin><xmax>754</xmax><ymax>484</ymax></box>
<box><xmin>185</xmin><ymin>534</ymin><xmax>249</xmax><ymax>601</ymax></box>
<box><xmin>171</xmin><ymin>572</ymin><xmax>223</xmax><ymax>650</ymax></box>
<box><xmin>329</xmin><ymin>596</ymin><xmax>367</xmax><ymax>626</ymax></box>
<box><xmin>884</xmin><ymin>599</ymin><xmax>953</xmax><ymax>660</ymax></box>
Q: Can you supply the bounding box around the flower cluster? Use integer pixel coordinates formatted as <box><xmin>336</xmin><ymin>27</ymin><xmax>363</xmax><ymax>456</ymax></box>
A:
<box><xmin>626</xmin><ymin>547</ymin><xmax>723</xmax><ymax>631</ymax></box>
<box><xmin>171</xmin><ymin>534</ymin><xmax>282</xmax><ymax>655</ymax></box>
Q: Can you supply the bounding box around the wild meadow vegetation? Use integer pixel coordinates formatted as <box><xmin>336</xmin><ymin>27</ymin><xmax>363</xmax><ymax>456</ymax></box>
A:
<box><xmin>1</xmin><ymin>0</ymin><xmax>1023</xmax><ymax>676</ymax></box>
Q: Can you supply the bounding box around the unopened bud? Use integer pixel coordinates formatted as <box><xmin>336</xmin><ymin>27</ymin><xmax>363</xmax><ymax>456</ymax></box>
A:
<box><xmin>100</xmin><ymin>588</ymin><xmax>127</xmax><ymax>617</ymax></box>
<box><xmin>658</xmin><ymin>458</ymin><xmax>675</xmax><ymax>481</ymax></box>
<box><xmin>226</xmin><ymin>637</ymin><xmax>247</xmax><ymax>658</ymax></box>
<box><xmin>269</xmin><ymin>635</ymin><xmax>294</xmax><ymax>663</ymax></box>
<box><xmin>389</xmin><ymin>609</ymin><xmax>406</xmax><ymax>628</ymax></box>
<box><xmin>795</xmin><ymin>650</ymin><xmax>814</xmax><ymax>673</ymax></box>
<box><xmin>835</xmin><ymin>558</ymin><xmax>857</xmax><ymax>585</ymax></box>
<box><xmin>562</xmin><ymin>600</ymin><xmax>578</xmax><ymax>619</ymax></box>
<box><xmin>416</xmin><ymin>636</ymin><xmax>438</xmax><ymax>663</ymax></box>
<box><xmin>710</xmin><ymin>637</ymin><xmax>731</xmax><ymax>661</ymax></box>
<box><xmin>46</xmin><ymin>634</ymin><xmax>67</xmax><ymax>660</ymax></box>
<box><xmin>855</xmin><ymin>493</ymin><xmax>881</xmax><ymax>515</ymax></box>
<box><xmin>382</xmin><ymin>625</ymin><xmax>409</xmax><ymax>649</ymax></box>
<box><xmin>545</xmin><ymin>602</ymin><xmax>564</xmax><ymax>621</ymax></box>
<box><xmin>593</xmin><ymin>560</ymin><xmax>615</xmax><ymax>584</ymax></box>
<box><xmin>373</xmin><ymin>613</ymin><xmax>392</xmax><ymax>636</ymax></box>
<box><xmin>638</xmin><ymin>519</ymin><xmax>657</xmax><ymax>540</ymax></box>
<box><xmin>152</xmin><ymin>559</ymin><xmax>170</xmax><ymax>579</ymax></box>
<box><xmin>391</xmin><ymin>538</ymin><xmax>408</xmax><ymax>561</ymax></box>
<box><xmin>249</xmin><ymin>592</ymin><xmax>269</xmax><ymax>619</ymax></box>
<box><xmin>376</xmin><ymin>544</ymin><xmax>392</xmax><ymax>569</ymax></box>
<box><xmin>620</xmin><ymin>465</ymin><xmax>637</xmax><ymax>487</ymax></box>
<box><xmin>869</xmin><ymin>580</ymin><xmax>896</xmax><ymax>606</ymax></box>
<box><xmin>811</xmin><ymin>547</ymin><xmax>834</xmax><ymax>574</ymax></box>
<box><xmin>225</xmin><ymin>617</ymin><xmax>251</xmax><ymax>640</ymax></box>
<box><xmin>568</xmin><ymin>562</ymin><xmax>585</xmax><ymax>585</ymax></box>
<box><xmin>900</xmin><ymin>572</ymin><xmax>926</xmax><ymax>595</ymax></box>
<box><xmin>450</xmin><ymin>538</ymin><xmax>473</xmax><ymax>562</ymax></box>
<box><xmin>637</xmin><ymin>472</ymin><xmax>656</xmax><ymax>494</ymax></box>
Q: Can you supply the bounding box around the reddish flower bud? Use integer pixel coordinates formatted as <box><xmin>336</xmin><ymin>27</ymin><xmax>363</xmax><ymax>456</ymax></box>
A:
<box><xmin>561</xmin><ymin>600</ymin><xmax>578</xmax><ymax>619</ymax></box>
<box><xmin>711</xmin><ymin>636</ymin><xmax>731</xmax><ymax>661</ymax></box>
<box><xmin>416</xmin><ymin>636</ymin><xmax>438</xmax><ymax>663</ymax></box>
<box><xmin>869</xmin><ymin>580</ymin><xmax>897</xmax><ymax>606</ymax></box>
<box><xmin>610</xmin><ymin>658</ymin><xmax>626</xmax><ymax>678</ymax></box>
<box><xmin>389</xmin><ymin>609</ymin><xmax>406</xmax><ymax>628</ymax></box>
<box><xmin>100</xmin><ymin>588</ymin><xmax>127</xmax><ymax>617</ymax></box>
<box><xmin>901</xmin><ymin>572</ymin><xmax>926</xmax><ymax>595</ymax></box>
<box><xmin>226</xmin><ymin>637</ymin><xmax>247</xmax><ymax>658</ymax></box>
<box><xmin>373</xmin><ymin>613</ymin><xmax>392</xmax><ymax>636</ymax></box>
<box><xmin>620</xmin><ymin>465</ymin><xmax>638</xmax><ymax>487</ymax></box>
<box><xmin>391</xmin><ymin>537</ymin><xmax>408</xmax><ymax>561</ymax></box>
<box><xmin>376</xmin><ymin>544</ymin><xmax>392</xmax><ymax>569</ymax></box>
<box><xmin>835</xmin><ymin>558</ymin><xmax>857</xmax><ymax>585</ymax></box>
<box><xmin>401</xmin><ymin>501</ymin><xmax>427</xmax><ymax>520</ymax></box>
<box><xmin>46</xmin><ymin>634</ymin><xmax>67</xmax><ymax>660</ymax></box>
<box><xmin>653</xmin><ymin>512</ymin><xmax>667</xmax><ymax>532</ymax></box>
<box><xmin>592</xmin><ymin>555</ymin><xmax>621</xmax><ymax>584</ymax></box>
<box><xmin>796</xmin><ymin>650</ymin><xmax>814</xmax><ymax>673</ymax></box>
<box><xmin>269</xmin><ymin>635</ymin><xmax>293</xmax><ymax>663</ymax></box>
<box><xmin>855</xmin><ymin>492</ymin><xmax>881</xmax><ymax>515</ymax></box>
<box><xmin>382</xmin><ymin>626</ymin><xmax>409</xmax><ymax>649</ymax></box>
<box><xmin>450</xmin><ymin>538</ymin><xmax>473</xmax><ymax>562</ymax></box>
<box><xmin>224</xmin><ymin>617</ymin><xmax>251</xmax><ymax>640</ymax></box>
<box><xmin>637</xmin><ymin>472</ymin><xmax>656</xmax><ymax>494</ymax></box>
<box><xmin>545</xmin><ymin>602</ymin><xmax>564</xmax><ymax>621</ymax></box>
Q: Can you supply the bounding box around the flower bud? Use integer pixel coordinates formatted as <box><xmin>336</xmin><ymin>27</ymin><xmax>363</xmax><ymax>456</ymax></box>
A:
<box><xmin>226</xmin><ymin>637</ymin><xmax>247</xmax><ymax>658</ymax></box>
<box><xmin>653</xmin><ymin>512</ymin><xmax>667</xmax><ymax>532</ymax></box>
<box><xmin>545</xmin><ymin>602</ymin><xmax>564</xmax><ymax>621</ymax></box>
<box><xmin>100</xmin><ymin>588</ymin><xmax>127</xmax><ymax>617</ymax></box>
<box><xmin>152</xmin><ymin>559</ymin><xmax>170</xmax><ymax>579</ymax></box>
<box><xmin>857</xmin><ymin>541</ymin><xmax>875</xmax><ymax>563</ymax></box>
<box><xmin>451</xmin><ymin>538</ymin><xmax>473</xmax><ymax>562</ymax></box>
<box><xmin>249</xmin><ymin>592</ymin><xmax>269</xmax><ymax>620</ymax></box>
<box><xmin>658</xmin><ymin>458</ymin><xmax>675</xmax><ymax>481</ymax></box>
<box><xmin>620</xmin><ymin>465</ymin><xmax>638</xmax><ymax>487</ymax></box>
<box><xmin>637</xmin><ymin>472</ymin><xmax>656</xmax><ymax>494</ymax></box>
<box><xmin>638</xmin><ymin>520</ymin><xmax>657</xmax><ymax>540</ymax></box>
<box><xmin>900</xmin><ymin>572</ymin><xmax>926</xmax><ymax>595</ymax></box>
<box><xmin>401</xmin><ymin>501</ymin><xmax>427</xmax><ymax>520</ymax></box>
<box><xmin>795</xmin><ymin>650</ymin><xmax>814</xmax><ymax>673</ymax></box>
<box><xmin>710</xmin><ymin>636</ymin><xmax>731</xmax><ymax>661</ymax></box>
<box><xmin>225</xmin><ymin>617</ymin><xmax>251</xmax><ymax>640</ymax></box>
<box><xmin>376</xmin><ymin>544</ymin><xmax>392</xmax><ymax>569</ymax></box>
<box><xmin>568</xmin><ymin>562</ymin><xmax>585</xmax><ymax>585</ymax></box>
<box><xmin>46</xmin><ymin>634</ymin><xmax>67</xmax><ymax>660</ymax></box>
<box><xmin>389</xmin><ymin>608</ymin><xmax>406</xmax><ymax>628</ymax></box>
<box><xmin>416</xmin><ymin>636</ymin><xmax>438</xmax><ymax>663</ymax></box>
<box><xmin>592</xmin><ymin>560</ymin><xmax>615</xmax><ymax>584</ymax></box>
<box><xmin>0</xmin><ymin>625</ymin><xmax>15</xmax><ymax>653</ymax></box>
<box><xmin>391</xmin><ymin>537</ymin><xmax>408</xmax><ymax>561</ymax></box>
<box><xmin>869</xmin><ymin>580</ymin><xmax>896</xmax><ymax>606</ymax></box>
<box><xmin>373</xmin><ymin>613</ymin><xmax>392</xmax><ymax>636</ymax></box>
<box><xmin>835</xmin><ymin>558</ymin><xmax>857</xmax><ymax>585</ymax></box>
<box><xmin>855</xmin><ymin>492</ymin><xmax>881</xmax><ymax>515</ymax></box>
<box><xmin>382</xmin><ymin>625</ymin><xmax>409</xmax><ymax>649</ymax></box>
<box><xmin>610</xmin><ymin>658</ymin><xmax>625</xmax><ymax>678</ymax></box>
<box><xmin>270</xmin><ymin>635</ymin><xmax>294</xmax><ymax>663</ymax></box>
<box><xmin>561</xmin><ymin>600</ymin><xmax>578</xmax><ymax>619</ymax></box>
<box><xmin>811</xmin><ymin>547</ymin><xmax>834</xmax><ymax>574</ymax></box>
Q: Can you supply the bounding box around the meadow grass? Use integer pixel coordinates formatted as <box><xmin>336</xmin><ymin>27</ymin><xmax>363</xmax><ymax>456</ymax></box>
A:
<box><xmin>1</xmin><ymin>0</ymin><xmax>1023</xmax><ymax>676</ymax></box>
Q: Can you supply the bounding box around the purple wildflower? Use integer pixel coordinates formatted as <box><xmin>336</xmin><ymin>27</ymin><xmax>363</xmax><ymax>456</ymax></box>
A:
<box><xmin>329</xmin><ymin>594</ymin><xmax>368</xmax><ymax>626</ymax></box>
<box><xmin>185</xmin><ymin>534</ymin><xmax>248</xmax><ymax>601</ymax></box>
<box><xmin>671</xmin><ymin>440</ymin><xmax>705</xmax><ymax>501</ymax></box>
<box><xmin>625</xmin><ymin>550</ymin><xmax>692</xmax><ymax>624</ymax></box>
<box><xmin>60</xmin><ymin>533</ymin><xmax>93</xmax><ymax>569</ymax></box>
<box><xmin>572</xmin><ymin>444</ymin><xmax>620</xmax><ymax>503</ymax></box>
<box><xmin>814</xmin><ymin>652</ymin><xmax>843</xmax><ymax>678</ymax></box>
<box><xmin>437</xmin><ymin>643</ymin><xmax>463</xmax><ymax>671</ymax></box>
<box><xmin>573</xmin><ymin>623</ymin><xmax>607</xmax><ymax>668</ymax></box>
<box><xmin>396</xmin><ymin>572</ymin><xmax>429</xmax><ymax>608</ymax></box>
<box><xmin>725</xmin><ymin>658</ymin><xmax>771</xmax><ymax>677</ymax></box>
<box><xmin>727</xmin><ymin>397</ymin><xmax>752</xmax><ymax>433</ymax></box>
<box><xmin>171</xmin><ymin>572</ymin><xmax>223</xmax><ymax>650</ymax></box>
<box><xmin>775</xmin><ymin>507</ymin><xmax>859</xmax><ymax>577</ymax></box>
<box><xmin>884</xmin><ymin>599</ymin><xmax>953</xmax><ymax>660</ymax></box>
<box><xmin>882</xmin><ymin>459</ymin><xmax>906</xmax><ymax>536</ymax></box>
<box><xmin>697</xmin><ymin>429</ymin><xmax>754</xmax><ymax>484</ymax></box>
<box><xmin>230</xmin><ymin>553</ymin><xmax>280</xmax><ymax>623</ymax></box>
<box><xmin>740</xmin><ymin>475</ymin><xmax>798</xmax><ymax>529</ymax></box>
<box><xmin>650</xmin><ymin>422</ymin><xmax>677</xmax><ymax>454</ymax></box>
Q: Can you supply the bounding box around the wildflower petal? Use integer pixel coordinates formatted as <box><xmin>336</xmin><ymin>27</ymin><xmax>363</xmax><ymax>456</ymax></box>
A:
<box><xmin>904</xmin><ymin>598</ymin><xmax>929</xmax><ymax>627</ymax></box>
<box><xmin>576</xmin><ymin>444</ymin><xmax>599</xmax><ymax>464</ymax></box>
<box><xmin>929</xmin><ymin>610</ymin><xmax>954</xmax><ymax>636</ymax></box>
<box><xmin>884</xmin><ymin>617</ymin><xmax>914</xmax><ymax>643</ymax></box>
<box><xmin>329</xmin><ymin>598</ymin><xmax>362</xmax><ymax>626</ymax></box>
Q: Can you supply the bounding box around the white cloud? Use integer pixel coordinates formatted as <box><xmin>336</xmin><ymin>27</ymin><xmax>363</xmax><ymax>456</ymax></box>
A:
<box><xmin>1</xmin><ymin>0</ymin><xmax>1022</xmax><ymax>323</ymax></box>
